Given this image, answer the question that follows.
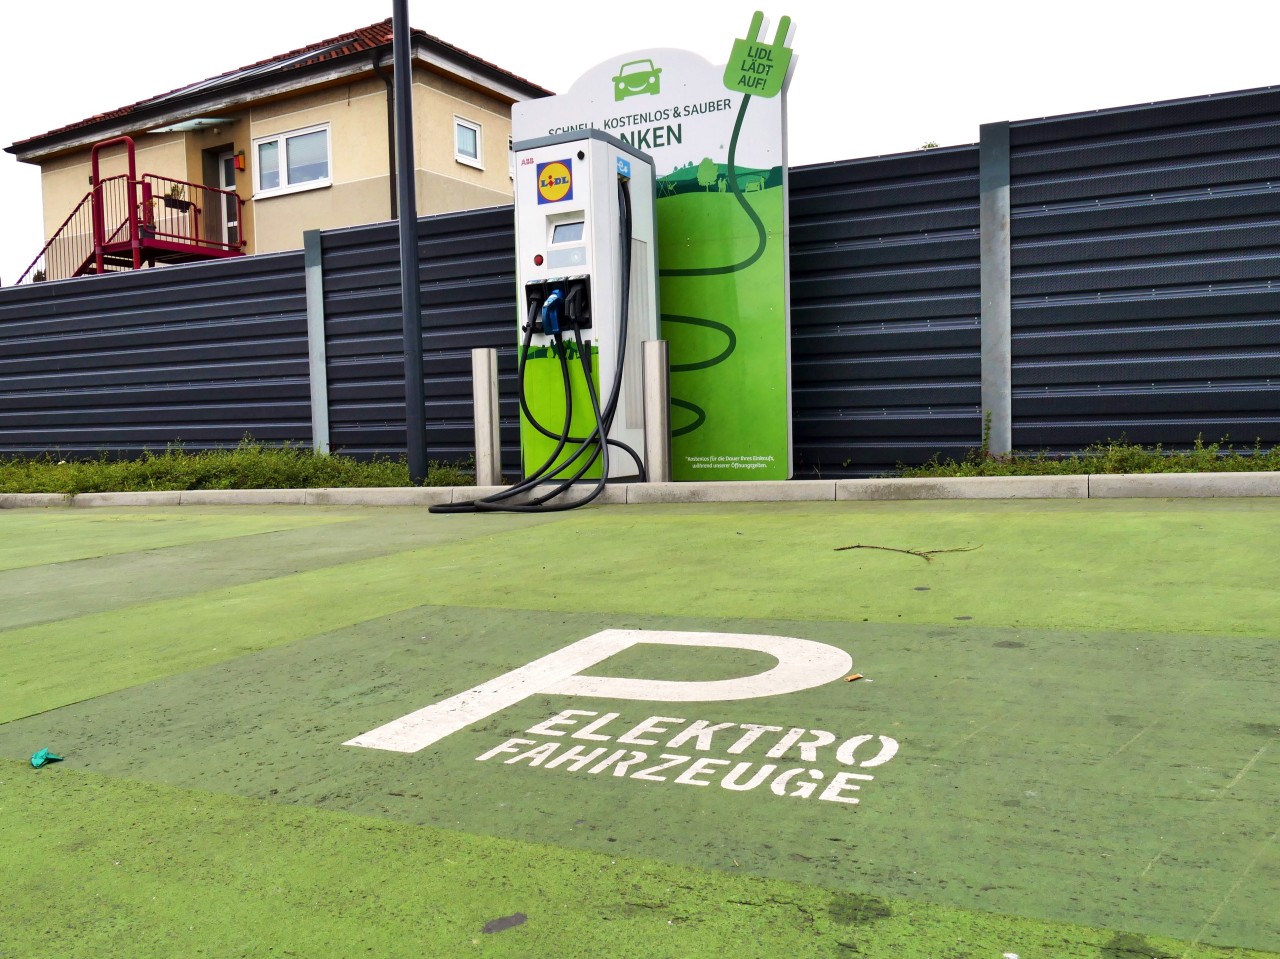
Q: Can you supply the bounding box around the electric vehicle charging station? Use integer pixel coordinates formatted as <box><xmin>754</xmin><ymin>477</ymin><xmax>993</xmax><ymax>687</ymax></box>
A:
<box><xmin>516</xmin><ymin>130</ymin><xmax>657</xmax><ymax>478</ymax></box>
<box><xmin>436</xmin><ymin>130</ymin><xmax>658</xmax><ymax>513</ymax></box>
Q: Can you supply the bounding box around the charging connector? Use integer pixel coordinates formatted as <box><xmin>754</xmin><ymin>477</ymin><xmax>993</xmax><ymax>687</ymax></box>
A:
<box><xmin>527</xmin><ymin>277</ymin><xmax>591</xmax><ymax>334</ymax></box>
<box><xmin>565</xmin><ymin>279</ymin><xmax>591</xmax><ymax>328</ymax></box>
<box><xmin>541</xmin><ymin>289</ymin><xmax>563</xmax><ymax>336</ymax></box>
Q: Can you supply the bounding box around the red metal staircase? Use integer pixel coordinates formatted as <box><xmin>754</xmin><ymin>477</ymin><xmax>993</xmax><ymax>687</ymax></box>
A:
<box><xmin>16</xmin><ymin>136</ymin><xmax>245</xmax><ymax>284</ymax></box>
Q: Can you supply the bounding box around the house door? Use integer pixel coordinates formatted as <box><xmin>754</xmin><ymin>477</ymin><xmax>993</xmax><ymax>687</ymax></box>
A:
<box><xmin>218</xmin><ymin>152</ymin><xmax>240</xmax><ymax>247</ymax></box>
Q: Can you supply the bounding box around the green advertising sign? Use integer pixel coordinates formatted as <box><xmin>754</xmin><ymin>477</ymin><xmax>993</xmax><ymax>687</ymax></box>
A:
<box><xmin>513</xmin><ymin>12</ymin><xmax>797</xmax><ymax>481</ymax></box>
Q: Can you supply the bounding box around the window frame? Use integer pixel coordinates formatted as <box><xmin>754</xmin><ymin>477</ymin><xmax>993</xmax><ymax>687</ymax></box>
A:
<box><xmin>454</xmin><ymin>116</ymin><xmax>483</xmax><ymax>170</ymax></box>
<box><xmin>251</xmin><ymin>123</ymin><xmax>333</xmax><ymax>199</ymax></box>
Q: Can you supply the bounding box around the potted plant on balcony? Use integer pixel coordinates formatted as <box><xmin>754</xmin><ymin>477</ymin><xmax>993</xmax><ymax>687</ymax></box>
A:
<box><xmin>163</xmin><ymin>184</ymin><xmax>191</xmax><ymax>212</ymax></box>
<box><xmin>140</xmin><ymin>197</ymin><xmax>157</xmax><ymax>237</ymax></box>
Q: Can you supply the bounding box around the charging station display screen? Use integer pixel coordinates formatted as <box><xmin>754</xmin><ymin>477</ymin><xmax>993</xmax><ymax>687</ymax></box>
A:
<box><xmin>552</xmin><ymin>222</ymin><xmax>584</xmax><ymax>244</ymax></box>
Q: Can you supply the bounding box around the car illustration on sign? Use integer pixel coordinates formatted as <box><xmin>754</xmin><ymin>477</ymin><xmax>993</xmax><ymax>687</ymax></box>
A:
<box><xmin>612</xmin><ymin>59</ymin><xmax>662</xmax><ymax>101</ymax></box>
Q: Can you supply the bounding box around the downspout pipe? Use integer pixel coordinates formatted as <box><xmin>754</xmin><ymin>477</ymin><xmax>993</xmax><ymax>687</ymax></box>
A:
<box><xmin>371</xmin><ymin>50</ymin><xmax>397</xmax><ymax>219</ymax></box>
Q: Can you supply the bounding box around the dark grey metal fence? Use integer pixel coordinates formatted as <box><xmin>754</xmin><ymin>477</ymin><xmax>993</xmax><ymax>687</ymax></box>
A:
<box><xmin>317</xmin><ymin>207</ymin><xmax>522</xmax><ymax>475</ymax></box>
<box><xmin>0</xmin><ymin>252</ymin><xmax>309</xmax><ymax>456</ymax></box>
<box><xmin>788</xmin><ymin>148</ymin><xmax>981</xmax><ymax>477</ymax></box>
<box><xmin>1009</xmin><ymin>87</ymin><xmax>1280</xmax><ymax>454</ymax></box>
<box><xmin>2</xmin><ymin>82</ymin><xmax>1278</xmax><ymax>476</ymax></box>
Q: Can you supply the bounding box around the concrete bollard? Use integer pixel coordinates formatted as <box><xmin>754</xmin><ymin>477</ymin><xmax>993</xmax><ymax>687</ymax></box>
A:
<box><xmin>643</xmin><ymin>339</ymin><xmax>671</xmax><ymax>483</ymax></box>
<box><xmin>471</xmin><ymin>347</ymin><xmax>501</xmax><ymax>487</ymax></box>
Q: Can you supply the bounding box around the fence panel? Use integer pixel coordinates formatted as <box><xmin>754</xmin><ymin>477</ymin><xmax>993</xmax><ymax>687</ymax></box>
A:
<box><xmin>318</xmin><ymin>206</ymin><xmax>522</xmax><ymax>475</ymax></box>
<box><xmin>0</xmin><ymin>252</ymin><xmax>309</xmax><ymax>456</ymax></box>
<box><xmin>1009</xmin><ymin>88</ymin><xmax>1280</xmax><ymax>452</ymax></box>
<box><xmin>788</xmin><ymin>148</ymin><xmax>982</xmax><ymax>477</ymax></box>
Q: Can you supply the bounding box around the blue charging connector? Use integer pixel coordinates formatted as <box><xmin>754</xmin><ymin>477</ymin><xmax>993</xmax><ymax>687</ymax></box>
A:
<box><xmin>541</xmin><ymin>288</ymin><xmax>563</xmax><ymax>335</ymax></box>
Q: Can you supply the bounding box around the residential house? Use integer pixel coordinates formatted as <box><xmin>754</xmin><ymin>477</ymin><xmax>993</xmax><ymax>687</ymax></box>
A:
<box><xmin>6</xmin><ymin>20</ymin><xmax>551</xmax><ymax>280</ymax></box>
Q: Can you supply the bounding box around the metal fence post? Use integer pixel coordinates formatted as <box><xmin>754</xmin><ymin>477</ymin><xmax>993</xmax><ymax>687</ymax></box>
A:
<box><xmin>979</xmin><ymin>121</ymin><xmax>1012</xmax><ymax>455</ymax></box>
<box><xmin>643</xmin><ymin>339</ymin><xmax>671</xmax><ymax>482</ymax></box>
<box><xmin>471</xmin><ymin>348</ymin><xmax>501</xmax><ymax>486</ymax></box>
<box><xmin>303</xmin><ymin>229</ymin><xmax>330</xmax><ymax>454</ymax></box>
<box><xmin>393</xmin><ymin>0</ymin><xmax>427</xmax><ymax>483</ymax></box>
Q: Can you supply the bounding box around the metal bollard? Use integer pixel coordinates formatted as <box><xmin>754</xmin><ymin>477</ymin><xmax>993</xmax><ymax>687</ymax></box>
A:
<box><xmin>642</xmin><ymin>339</ymin><xmax>671</xmax><ymax>483</ymax></box>
<box><xmin>471</xmin><ymin>348</ymin><xmax>501</xmax><ymax>487</ymax></box>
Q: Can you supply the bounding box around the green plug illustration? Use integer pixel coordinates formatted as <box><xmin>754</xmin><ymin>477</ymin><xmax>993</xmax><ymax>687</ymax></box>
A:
<box><xmin>723</xmin><ymin>11</ymin><xmax>794</xmax><ymax>98</ymax></box>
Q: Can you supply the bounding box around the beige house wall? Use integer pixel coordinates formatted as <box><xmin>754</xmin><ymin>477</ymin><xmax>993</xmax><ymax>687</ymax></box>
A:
<box><xmin>414</xmin><ymin>169</ymin><xmax>510</xmax><ymax>216</ymax></box>
<box><xmin>252</xmin><ymin>176</ymin><xmax>393</xmax><ymax>253</ymax></box>
<box><xmin>247</xmin><ymin>76</ymin><xmax>394</xmax><ymax>254</ymax></box>
<box><xmin>412</xmin><ymin>66</ymin><xmax>514</xmax><ymax>214</ymax></box>
<box><xmin>250</xmin><ymin>77</ymin><xmax>391</xmax><ymax>183</ymax></box>
<box><xmin>249</xmin><ymin>70</ymin><xmax>516</xmax><ymax>253</ymax></box>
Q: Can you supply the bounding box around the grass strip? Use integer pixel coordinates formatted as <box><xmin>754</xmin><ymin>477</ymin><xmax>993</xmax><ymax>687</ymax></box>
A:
<box><xmin>0</xmin><ymin>438</ymin><xmax>473</xmax><ymax>494</ymax></box>
<box><xmin>4</xmin><ymin>437</ymin><xmax>1279</xmax><ymax>492</ymax></box>
<box><xmin>897</xmin><ymin>437</ymin><xmax>1280</xmax><ymax>478</ymax></box>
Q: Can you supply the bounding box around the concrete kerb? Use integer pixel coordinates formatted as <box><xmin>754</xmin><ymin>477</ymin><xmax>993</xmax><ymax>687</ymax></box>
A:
<box><xmin>305</xmin><ymin>487</ymin><xmax>452</xmax><ymax>507</ymax></box>
<box><xmin>627</xmin><ymin>481</ymin><xmax>836</xmax><ymax>503</ymax></box>
<box><xmin>72</xmin><ymin>491</ymin><xmax>184</xmax><ymax>508</ymax></box>
<box><xmin>178</xmin><ymin>489</ymin><xmax>308</xmax><ymax>506</ymax></box>
<box><xmin>1089</xmin><ymin>471</ymin><xmax>1280</xmax><ymax>498</ymax></box>
<box><xmin>2</xmin><ymin>472</ymin><xmax>1279</xmax><ymax>509</ymax></box>
<box><xmin>0</xmin><ymin>493</ymin><xmax>71</xmax><ymax>509</ymax></box>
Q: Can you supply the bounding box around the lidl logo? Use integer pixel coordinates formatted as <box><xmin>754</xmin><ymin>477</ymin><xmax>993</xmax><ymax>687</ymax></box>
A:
<box><xmin>537</xmin><ymin>160</ymin><xmax>573</xmax><ymax>204</ymax></box>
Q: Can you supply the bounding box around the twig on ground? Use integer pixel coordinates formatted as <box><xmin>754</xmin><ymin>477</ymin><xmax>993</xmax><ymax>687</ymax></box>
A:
<box><xmin>833</xmin><ymin>544</ymin><xmax>982</xmax><ymax>563</ymax></box>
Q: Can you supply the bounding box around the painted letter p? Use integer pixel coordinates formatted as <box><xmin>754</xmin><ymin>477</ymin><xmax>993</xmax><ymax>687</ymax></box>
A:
<box><xmin>345</xmin><ymin>629</ymin><xmax>853</xmax><ymax>754</ymax></box>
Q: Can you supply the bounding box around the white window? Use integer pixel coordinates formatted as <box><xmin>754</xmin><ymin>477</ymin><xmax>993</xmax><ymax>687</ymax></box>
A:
<box><xmin>253</xmin><ymin>124</ymin><xmax>331</xmax><ymax>197</ymax></box>
<box><xmin>455</xmin><ymin>117</ymin><xmax>483</xmax><ymax>169</ymax></box>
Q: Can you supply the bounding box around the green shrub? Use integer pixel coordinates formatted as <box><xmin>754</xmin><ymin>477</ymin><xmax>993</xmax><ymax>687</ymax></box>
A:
<box><xmin>0</xmin><ymin>439</ymin><xmax>475</xmax><ymax>494</ymax></box>
<box><xmin>895</xmin><ymin>437</ymin><xmax>1280</xmax><ymax>478</ymax></box>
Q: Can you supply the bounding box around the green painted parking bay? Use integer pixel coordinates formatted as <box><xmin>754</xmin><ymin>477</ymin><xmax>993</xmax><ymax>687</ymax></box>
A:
<box><xmin>2</xmin><ymin>501</ymin><xmax>1276</xmax><ymax>958</ymax></box>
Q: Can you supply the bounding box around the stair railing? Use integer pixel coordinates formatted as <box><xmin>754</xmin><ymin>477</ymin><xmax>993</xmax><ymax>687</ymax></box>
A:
<box><xmin>139</xmin><ymin>175</ymin><xmax>244</xmax><ymax>251</ymax></box>
<box><xmin>16</xmin><ymin>135</ymin><xmax>246</xmax><ymax>284</ymax></box>
<box><xmin>14</xmin><ymin>175</ymin><xmax>130</xmax><ymax>284</ymax></box>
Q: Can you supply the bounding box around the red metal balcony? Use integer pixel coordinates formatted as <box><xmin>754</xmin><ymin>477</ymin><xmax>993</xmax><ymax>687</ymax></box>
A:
<box><xmin>16</xmin><ymin>136</ymin><xmax>245</xmax><ymax>284</ymax></box>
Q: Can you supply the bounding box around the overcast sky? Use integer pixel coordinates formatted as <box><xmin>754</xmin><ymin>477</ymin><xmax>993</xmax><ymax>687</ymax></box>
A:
<box><xmin>2</xmin><ymin>0</ymin><xmax>1277</xmax><ymax>284</ymax></box>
